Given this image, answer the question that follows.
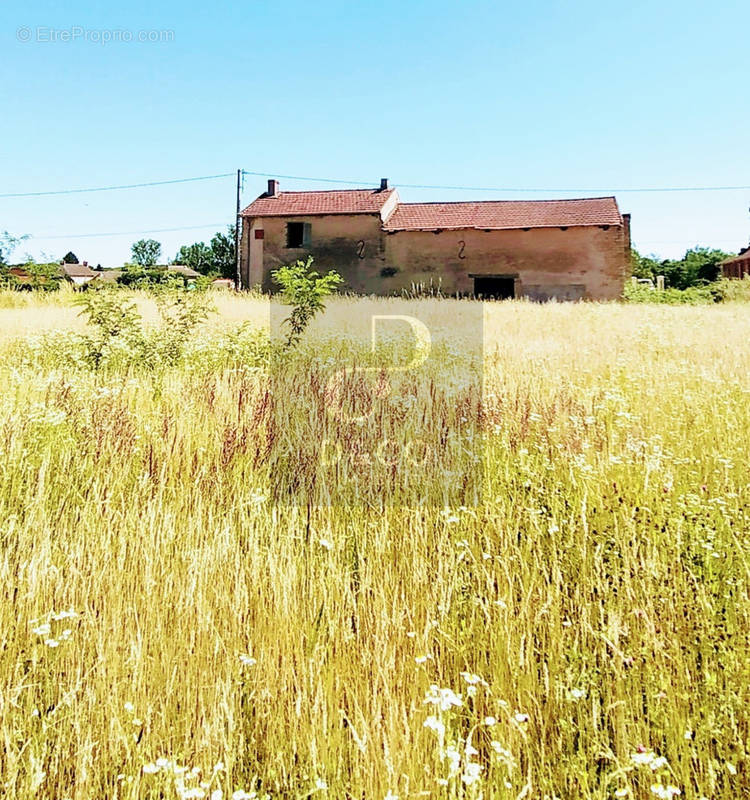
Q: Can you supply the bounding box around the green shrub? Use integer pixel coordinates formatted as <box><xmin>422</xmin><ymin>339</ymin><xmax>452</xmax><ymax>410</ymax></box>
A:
<box><xmin>271</xmin><ymin>257</ymin><xmax>343</xmax><ymax>348</ymax></box>
<box><xmin>74</xmin><ymin>285</ymin><xmax>214</xmax><ymax>370</ymax></box>
<box><xmin>623</xmin><ymin>281</ymin><xmax>721</xmax><ymax>305</ymax></box>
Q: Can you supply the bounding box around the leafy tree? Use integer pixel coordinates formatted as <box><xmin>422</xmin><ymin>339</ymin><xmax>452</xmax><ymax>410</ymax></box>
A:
<box><xmin>173</xmin><ymin>226</ymin><xmax>236</xmax><ymax>277</ymax></box>
<box><xmin>630</xmin><ymin>249</ymin><xmax>661</xmax><ymax>281</ymax></box>
<box><xmin>209</xmin><ymin>225</ymin><xmax>236</xmax><ymax>279</ymax></box>
<box><xmin>174</xmin><ymin>242</ymin><xmax>213</xmax><ymax>273</ymax></box>
<box><xmin>0</xmin><ymin>231</ymin><xmax>29</xmax><ymax>265</ymax></box>
<box><xmin>272</xmin><ymin>257</ymin><xmax>343</xmax><ymax>348</ymax></box>
<box><xmin>62</xmin><ymin>251</ymin><xmax>80</xmax><ymax>264</ymax></box>
<box><xmin>131</xmin><ymin>239</ymin><xmax>162</xmax><ymax>267</ymax></box>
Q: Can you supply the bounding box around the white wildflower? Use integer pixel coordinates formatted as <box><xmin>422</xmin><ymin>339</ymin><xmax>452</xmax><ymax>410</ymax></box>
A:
<box><xmin>318</xmin><ymin>538</ymin><xmax>333</xmax><ymax>550</ymax></box>
<box><xmin>211</xmin><ymin>791</ymin><xmax>223</xmax><ymax>800</ymax></box>
<box><xmin>143</xmin><ymin>763</ymin><xmax>160</xmax><ymax>774</ymax></box>
<box><xmin>514</xmin><ymin>712</ymin><xmax>529</xmax><ymax>723</ymax></box>
<box><xmin>51</xmin><ymin>609</ymin><xmax>78</xmax><ymax>621</ymax></box>
<box><xmin>650</xmin><ymin>785</ymin><xmax>681</xmax><ymax>799</ymax></box>
<box><xmin>650</xmin><ymin>756</ymin><xmax>668</xmax><ymax>771</ymax></box>
<box><xmin>445</xmin><ymin>745</ymin><xmax>461</xmax><ymax>776</ymax></box>
<box><xmin>239</xmin><ymin>654</ymin><xmax>257</xmax><ymax>667</ymax></box>
<box><xmin>459</xmin><ymin>672</ymin><xmax>485</xmax><ymax>686</ymax></box>
<box><xmin>727</xmin><ymin>763</ymin><xmax>737</xmax><ymax>775</ymax></box>
<box><xmin>462</xmin><ymin>761</ymin><xmax>483</xmax><ymax>785</ymax></box>
<box><xmin>424</xmin><ymin>685</ymin><xmax>462</xmax><ymax>711</ymax></box>
<box><xmin>180</xmin><ymin>789</ymin><xmax>206</xmax><ymax>800</ymax></box>
<box><xmin>615</xmin><ymin>790</ymin><xmax>629</xmax><ymax>798</ymax></box>
<box><xmin>31</xmin><ymin>623</ymin><xmax>51</xmax><ymax>636</ymax></box>
<box><xmin>124</xmin><ymin>702</ymin><xmax>135</xmax><ymax>714</ymax></box>
<box><xmin>483</xmin><ymin>716</ymin><xmax>497</xmax><ymax>726</ymax></box>
<box><xmin>423</xmin><ymin>716</ymin><xmax>445</xmax><ymax>738</ymax></box>
<box><xmin>631</xmin><ymin>750</ymin><xmax>656</xmax><ymax>766</ymax></box>
<box><xmin>44</xmin><ymin>639</ymin><xmax>60</xmax><ymax>648</ymax></box>
<box><xmin>415</xmin><ymin>654</ymin><xmax>433</xmax><ymax>664</ymax></box>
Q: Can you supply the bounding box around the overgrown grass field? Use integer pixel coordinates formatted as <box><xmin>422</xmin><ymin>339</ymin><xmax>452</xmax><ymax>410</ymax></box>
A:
<box><xmin>0</xmin><ymin>290</ymin><xmax>748</xmax><ymax>799</ymax></box>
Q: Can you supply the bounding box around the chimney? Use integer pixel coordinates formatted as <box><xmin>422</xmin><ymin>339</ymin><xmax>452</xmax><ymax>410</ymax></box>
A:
<box><xmin>82</xmin><ymin>261</ymin><xmax>88</xmax><ymax>267</ymax></box>
<box><xmin>267</xmin><ymin>179</ymin><xmax>279</xmax><ymax>197</ymax></box>
<box><xmin>380</xmin><ymin>178</ymin><xmax>389</xmax><ymax>191</ymax></box>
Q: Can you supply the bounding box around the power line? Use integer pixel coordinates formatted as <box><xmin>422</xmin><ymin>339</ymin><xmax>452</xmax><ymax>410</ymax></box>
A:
<box><xmin>3</xmin><ymin>169</ymin><xmax>750</xmax><ymax>199</ymax></box>
<box><xmin>0</xmin><ymin>173</ymin><xmax>234</xmax><ymax>199</ymax></box>
<box><xmin>242</xmin><ymin>170</ymin><xmax>750</xmax><ymax>194</ymax></box>
<box><xmin>32</xmin><ymin>223</ymin><xmax>228</xmax><ymax>241</ymax></box>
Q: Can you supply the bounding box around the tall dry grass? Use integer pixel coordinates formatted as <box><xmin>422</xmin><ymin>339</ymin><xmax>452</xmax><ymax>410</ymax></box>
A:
<box><xmin>0</xmin><ymin>291</ymin><xmax>748</xmax><ymax>799</ymax></box>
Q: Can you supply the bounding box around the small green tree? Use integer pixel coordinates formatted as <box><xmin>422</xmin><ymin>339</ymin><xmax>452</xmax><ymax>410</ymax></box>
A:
<box><xmin>131</xmin><ymin>239</ymin><xmax>162</xmax><ymax>267</ymax></box>
<box><xmin>154</xmin><ymin>284</ymin><xmax>214</xmax><ymax>365</ymax></box>
<box><xmin>74</xmin><ymin>289</ymin><xmax>144</xmax><ymax>369</ymax></box>
<box><xmin>272</xmin><ymin>257</ymin><xmax>343</xmax><ymax>348</ymax></box>
<box><xmin>62</xmin><ymin>251</ymin><xmax>80</xmax><ymax>264</ymax></box>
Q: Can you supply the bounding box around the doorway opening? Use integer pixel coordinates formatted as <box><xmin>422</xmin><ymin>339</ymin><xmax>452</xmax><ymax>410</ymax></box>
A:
<box><xmin>470</xmin><ymin>274</ymin><xmax>518</xmax><ymax>300</ymax></box>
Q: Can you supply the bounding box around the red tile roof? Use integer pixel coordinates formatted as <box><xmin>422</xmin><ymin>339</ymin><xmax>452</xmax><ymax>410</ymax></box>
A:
<box><xmin>241</xmin><ymin>188</ymin><xmax>396</xmax><ymax>217</ymax></box>
<box><xmin>722</xmin><ymin>248</ymin><xmax>750</xmax><ymax>264</ymax></box>
<box><xmin>383</xmin><ymin>197</ymin><xmax>622</xmax><ymax>231</ymax></box>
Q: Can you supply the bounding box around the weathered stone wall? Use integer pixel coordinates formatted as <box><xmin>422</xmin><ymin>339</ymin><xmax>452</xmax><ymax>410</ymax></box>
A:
<box><xmin>382</xmin><ymin>225</ymin><xmax>629</xmax><ymax>299</ymax></box>
<box><xmin>242</xmin><ymin>214</ymin><xmax>386</xmax><ymax>292</ymax></box>
<box><xmin>241</xmin><ymin>214</ymin><xmax>630</xmax><ymax>299</ymax></box>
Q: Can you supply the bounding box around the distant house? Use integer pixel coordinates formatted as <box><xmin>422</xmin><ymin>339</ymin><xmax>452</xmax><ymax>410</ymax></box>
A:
<box><xmin>239</xmin><ymin>179</ymin><xmax>631</xmax><ymax>300</ymax></box>
<box><xmin>93</xmin><ymin>264</ymin><xmax>203</xmax><ymax>284</ymax></box>
<box><xmin>6</xmin><ymin>261</ymin><xmax>96</xmax><ymax>287</ymax></box>
<box><xmin>60</xmin><ymin>261</ymin><xmax>97</xmax><ymax>286</ymax></box>
<box><xmin>210</xmin><ymin>277</ymin><xmax>234</xmax><ymax>289</ymax></box>
<box><xmin>722</xmin><ymin>248</ymin><xmax>750</xmax><ymax>279</ymax></box>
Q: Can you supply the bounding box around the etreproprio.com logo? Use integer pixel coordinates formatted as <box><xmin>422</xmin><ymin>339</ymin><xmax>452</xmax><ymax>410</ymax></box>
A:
<box><xmin>16</xmin><ymin>26</ymin><xmax>175</xmax><ymax>44</ymax></box>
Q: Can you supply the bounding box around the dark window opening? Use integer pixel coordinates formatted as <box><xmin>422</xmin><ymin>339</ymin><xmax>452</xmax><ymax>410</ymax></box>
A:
<box><xmin>286</xmin><ymin>222</ymin><xmax>310</xmax><ymax>248</ymax></box>
<box><xmin>472</xmin><ymin>275</ymin><xmax>517</xmax><ymax>300</ymax></box>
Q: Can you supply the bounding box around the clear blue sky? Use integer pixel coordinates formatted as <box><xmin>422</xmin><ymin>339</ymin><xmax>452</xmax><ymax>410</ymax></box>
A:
<box><xmin>2</xmin><ymin>0</ymin><xmax>749</xmax><ymax>265</ymax></box>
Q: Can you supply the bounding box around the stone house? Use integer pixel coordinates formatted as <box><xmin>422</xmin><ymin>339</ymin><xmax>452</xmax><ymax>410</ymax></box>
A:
<box><xmin>239</xmin><ymin>179</ymin><xmax>631</xmax><ymax>300</ymax></box>
<box><xmin>722</xmin><ymin>248</ymin><xmax>750</xmax><ymax>279</ymax></box>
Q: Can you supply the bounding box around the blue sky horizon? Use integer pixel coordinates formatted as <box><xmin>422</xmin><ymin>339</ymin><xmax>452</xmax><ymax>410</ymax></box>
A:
<box><xmin>2</xmin><ymin>0</ymin><xmax>749</xmax><ymax>266</ymax></box>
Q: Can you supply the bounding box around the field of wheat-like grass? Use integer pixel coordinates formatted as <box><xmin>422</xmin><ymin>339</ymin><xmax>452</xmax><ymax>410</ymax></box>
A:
<box><xmin>0</xmin><ymin>290</ymin><xmax>748</xmax><ymax>800</ymax></box>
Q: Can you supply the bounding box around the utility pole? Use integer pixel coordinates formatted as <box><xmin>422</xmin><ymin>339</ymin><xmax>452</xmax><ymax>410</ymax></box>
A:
<box><xmin>234</xmin><ymin>168</ymin><xmax>242</xmax><ymax>290</ymax></box>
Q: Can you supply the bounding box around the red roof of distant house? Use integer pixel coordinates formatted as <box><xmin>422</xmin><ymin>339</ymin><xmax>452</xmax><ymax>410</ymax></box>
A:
<box><xmin>383</xmin><ymin>197</ymin><xmax>623</xmax><ymax>232</ymax></box>
<box><xmin>722</xmin><ymin>248</ymin><xmax>750</xmax><ymax>264</ymax></box>
<box><xmin>241</xmin><ymin>188</ymin><xmax>396</xmax><ymax>217</ymax></box>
